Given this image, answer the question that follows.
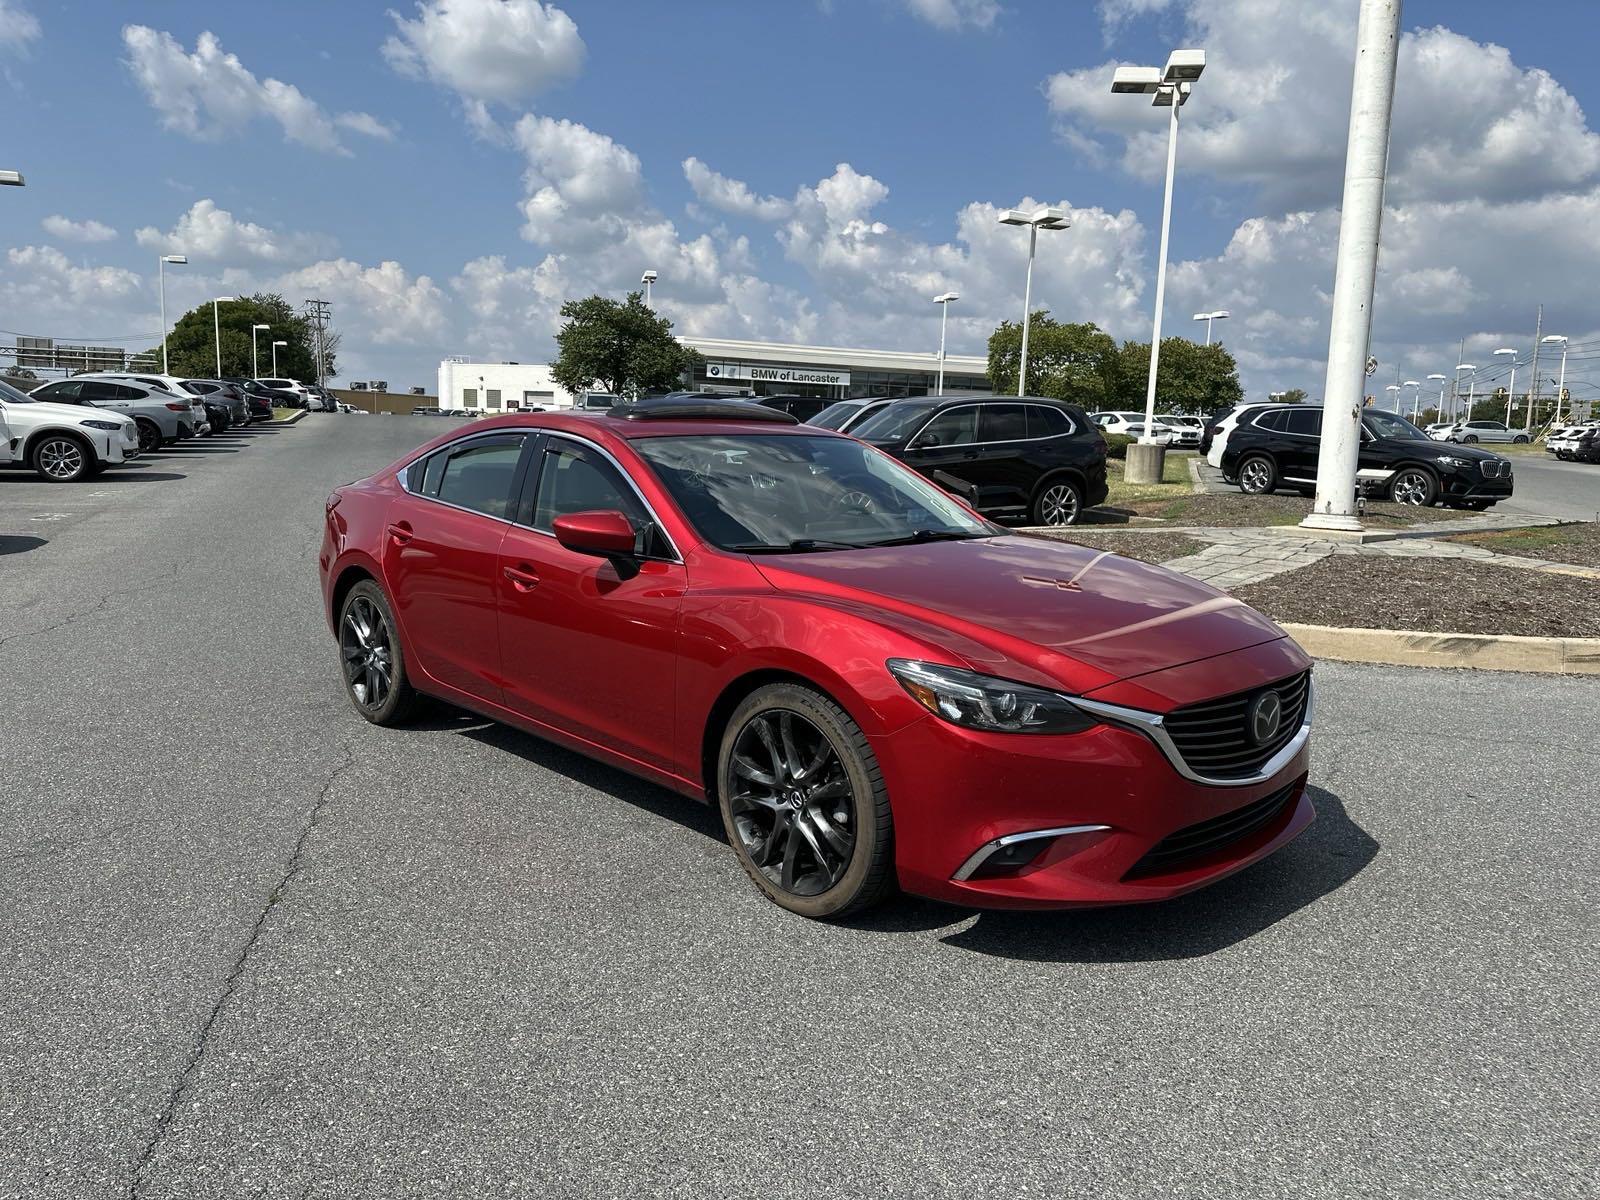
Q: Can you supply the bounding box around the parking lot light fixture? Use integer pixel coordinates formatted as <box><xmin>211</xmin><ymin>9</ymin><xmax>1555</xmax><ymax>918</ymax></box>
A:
<box><xmin>157</xmin><ymin>254</ymin><xmax>187</xmax><ymax>374</ymax></box>
<box><xmin>1110</xmin><ymin>49</ymin><xmax>1203</xmax><ymax>448</ymax></box>
<box><xmin>0</xmin><ymin>170</ymin><xmax>24</xmax><ymax>186</ymax></box>
<box><xmin>1192</xmin><ymin>310</ymin><xmax>1229</xmax><ymax>345</ymax></box>
<box><xmin>211</xmin><ymin>297</ymin><xmax>235</xmax><ymax>377</ymax></box>
<box><xmin>1426</xmin><ymin>373</ymin><xmax>1446</xmax><ymax>421</ymax></box>
<box><xmin>1454</xmin><ymin>363</ymin><xmax>1477</xmax><ymax>423</ymax></box>
<box><xmin>252</xmin><ymin>324</ymin><xmax>271</xmax><ymax>378</ymax></box>
<box><xmin>1493</xmin><ymin>348</ymin><xmax>1519</xmax><ymax>425</ymax></box>
<box><xmin>272</xmin><ymin>339</ymin><xmax>288</xmax><ymax>376</ymax></box>
<box><xmin>933</xmin><ymin>291</ymin><xmax>959</xmax><ymax>393</ymax></box>
<box><xmin>1403</xmin><ymin>380</ymin><xmax>1421</xmax><ymax>421</ymax></box>
<box><xmin>1541</xmin><ymin>334</ymin><xmax>1568</xmax><ymax>423</ymax></box>
<box><xmin>641</xmin><ymin>269</ymin><xmax>657</xmax><ymax>308</ymax></box>
<box><xmin>999</xmin><ymin>205</ymin><xmax>1070</xmax><ymax>396</ymax></box>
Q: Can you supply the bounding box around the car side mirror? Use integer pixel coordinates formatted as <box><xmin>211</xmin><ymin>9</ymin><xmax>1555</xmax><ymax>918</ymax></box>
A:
<box><xmin>552</xmin><ymin>510</ymin><xmax>638</xmax><ymax>557</ymax></box>
<box><xmin>910</xmin><ymin>434</ymin><xmax>938</xmax><ymax>449</ymax></box>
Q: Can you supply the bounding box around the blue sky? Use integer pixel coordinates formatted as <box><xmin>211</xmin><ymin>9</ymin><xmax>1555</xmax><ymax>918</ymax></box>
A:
<box><xmin>6</xmin><ymin>0</ymin><xmax>1600</xmax><ymax>401</ymax></box>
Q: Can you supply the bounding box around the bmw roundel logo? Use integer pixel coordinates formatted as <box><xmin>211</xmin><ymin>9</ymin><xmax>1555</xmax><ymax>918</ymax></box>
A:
<box><xmin>1249</xmin><ymin>691</ymin><xmax>1283</xmax><ymax>744</ymax></box>
<box><xmin>707</xmin><ymin>364</ymin><xmax>721</xmax><ymax>377</ymax></box>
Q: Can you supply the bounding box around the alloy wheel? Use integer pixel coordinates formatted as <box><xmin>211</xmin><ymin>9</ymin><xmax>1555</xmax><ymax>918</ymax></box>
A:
<box><xmin>38</xmin><ymin>438</ymin><xmax>85</xmax><ymax>480</ymax></box>
<box><xmin>341</xmin><ymin>595</ymin><xmax>394</xmax><ymax>710</ymax></box>
<box><xmin>1039</xmin><ymin>483</ymin><xmax>1080</xmax><ymax>526</ymax></box>
<box><xmin>1240</xmin><ymin>460</ymin><xmax>1272</xmax><ymax>493</ymax></box>
<box><xmin>1391</xmin><ymin>470</ymin><xmax>1430</xmax><ymax>505</ymax></box>
<box><xmin>727</xmin><ymin>710</ymin><xmax>856</xmax><ymax>896</ymax></box>
<box><xmin>137</xmin><ymin>422</ymin><xmax>161</xmax><ymax>453</ymax></box>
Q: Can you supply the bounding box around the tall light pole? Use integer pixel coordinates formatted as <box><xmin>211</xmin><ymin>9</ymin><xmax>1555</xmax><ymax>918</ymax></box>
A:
<box><xmin>1541</xmin><ymin>334</ymin><xmax>1568</xmax><ymax>424</ymax></box>
<box><xmin>641</xmin><ymin>270</ymin><xmax>657</xmax><ymax>308</ymax></box>
<box><xmin>251</xmin><ymin>324</ymin><xmax>271</xmax><ymax>378</ymax></box>
<box><xmin>271</xmin><ymin>340</ymin><xmax>288</xmax><ymax>376</ymax></box>
<box><xmin>1455</xmin><ymin>363</ymin><xmax>1477</xmax><ymax>424</ymax></box>
<box><xmin>1403</xmin><ymin>379</ymin><xmax>1421</xmax><ymax>422</ymax></box>
<box><xmin>157</xmin><ymin>254</ymin><xmax>187</xmax><ymax>374</ymax></box>
<box><xmin>1300</xmin><ymin>0</ymin><xmax>1401</xmax><ymax>533</ymax></box>
<box><xmin>211</xmin><ymin>296</ymin><xmax>235</xmax><ymax>377</ymax></box>
<box><xmin>1493</xmin><ymin>347</ymin><xmax>1518</xmax><ymax>425</ymax></box>
<box><xmin>1112</xmin><ymin>48</ymin><xmax>1205</xmax><ymax>484</ymax></box>
<box><xmin>1426</xmin><ymin>373</ymin><xmax>1446</xmax><ymax>423</ymax></box>
<box><xmin>932</xmin><ymin>291</ymin><xmax>959</xmax><ymax>394</ymax></box>
<box><xmin>1384</xmin><ymin>383</ymin><xmax>1401</xmax><ymax>411</ymax></box>
<box><xmin>998</xmin><ymin>205</ymin><xmax>1070</xmax><ymax>397</ymax></box>
<box><xmin>0</xmin><ymin>170</ymin><xmax>24</xmax><ymax>187</ymax></box>
<box><xmin>1192</xmin><ymin>310</ymin><xmax>1229</xmax><ymax>345</ymax></box>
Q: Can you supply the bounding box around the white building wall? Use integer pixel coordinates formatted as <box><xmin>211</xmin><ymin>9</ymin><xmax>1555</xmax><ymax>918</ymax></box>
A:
<box><xmin>435</xmin><ymin>361</ymin><xmax>576</xmax><ymax>411</ymax></box>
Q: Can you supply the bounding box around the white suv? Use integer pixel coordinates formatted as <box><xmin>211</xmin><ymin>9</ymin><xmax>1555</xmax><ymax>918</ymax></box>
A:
<box><xmin>1091</xmin><ymin>411</ymin><xmax>1177</xmax><ymax>444</ymax></box>
<box><xmin>258</xmin><ymin>378</ymin><xmax>315</xmax><ymax>406</ymax></box>
<box><xmin>0</xmin><ymin>378</ymin><xmax>141</xmax><ymax>481</ymax></box>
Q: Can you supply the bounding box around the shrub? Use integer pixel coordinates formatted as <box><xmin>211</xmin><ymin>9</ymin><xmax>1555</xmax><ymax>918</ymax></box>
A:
<box><xmin>1104</xmin><ymin>432</ymin><xmax>1134</xmax><ymax>460</ymax></box>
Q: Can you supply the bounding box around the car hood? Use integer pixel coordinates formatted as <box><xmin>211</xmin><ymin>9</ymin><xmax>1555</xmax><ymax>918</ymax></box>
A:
<box><xmin>752</xmin><ymin>534</ymin><xmax>1289</xmax><ymax>694</ymax></box>
<box><xmin>1411</xmin><ymin>440</ymin><xmax>1505</xmax><ymax>462</ymax></box>
<box><xmin>15</xmin><ymin>400</ymin><xmax>134</xmax><ymax>426</ymax></box>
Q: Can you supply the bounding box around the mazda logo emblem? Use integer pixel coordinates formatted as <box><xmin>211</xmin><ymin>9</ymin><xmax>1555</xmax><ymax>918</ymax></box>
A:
<box><xmin>1249</xmin><ymin>691</ymin><xmax>1283</xmax><ymax>744</ymax></box>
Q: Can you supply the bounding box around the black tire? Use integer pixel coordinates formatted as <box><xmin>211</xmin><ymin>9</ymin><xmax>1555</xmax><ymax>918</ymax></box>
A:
<box><xmin>716</xmin><ymin>682</ymin><xmax>894</xmax><ymax>919</ymax></box>
<box><xmin>1463</xmin><ymin>434</ymin><xmax>1479</xmax><ymax>443</ymax></box>
<box><xmin>1238</xmin><ymin>453</ymin><xmax>1277</xmax><ymax>495</ymax></box>
<box><xmin>135</xmin><ymin>420</ymin><xmax>162</xmax><ymax>453</ymax></box>
<box><xmin>337</xmin><ymin>580</ymin><xmax>419</xmax><ymax>726</ymax></box>
<box><xmin>31</xmin><ymin>433</ymin><xmax>92</xmax><ymax>482</ymax></box>
<box><xmin>1388</xmin><ymin>466</ymin><xmax>1439</xmax><ymax>507</ymax></box>
<box><xmin>1030</xmin><ymin>476</ymin><xmax>1083</xmax><ymax>526</ymax></box>
<box><xmin>1512</xmin><ymin>435</ymin><xmax>1529</xmax><ymax>444</ymax></box>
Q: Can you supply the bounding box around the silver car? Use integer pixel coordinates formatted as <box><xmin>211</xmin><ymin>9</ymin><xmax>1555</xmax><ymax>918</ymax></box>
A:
<box><xmin>30</xmin><ymin>378</ymin><xmax>189</xmax><ymax>450</ymax></box>
<box><xmin>1447</xmin><ymin>419</ymin><xmax>1531</xmax><ymax>445</ymax></box>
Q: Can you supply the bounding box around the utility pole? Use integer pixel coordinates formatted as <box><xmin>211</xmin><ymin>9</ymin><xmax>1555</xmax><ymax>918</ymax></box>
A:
<box><xmin>1524</xmin><ymin>305</ymin><xmax>1542</xmax><ymax>432</ymax></box>
<box><xmin>302</xmin><ymin>299</ymin><xmax>331</xmax><ymax>389</ymax></box>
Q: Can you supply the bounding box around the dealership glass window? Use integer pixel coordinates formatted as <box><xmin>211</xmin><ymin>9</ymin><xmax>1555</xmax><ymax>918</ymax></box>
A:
<box><xmin>486</xmin><ymin>389</ymin><xmax>502</xmax><ymax>409</ymax></box>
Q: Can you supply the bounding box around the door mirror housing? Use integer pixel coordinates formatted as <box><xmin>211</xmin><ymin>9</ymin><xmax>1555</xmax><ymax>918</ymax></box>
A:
<box><xmin>552</xmin><ymin>510</ymin><xmax>638</xmax><ymax>557</ymax></box>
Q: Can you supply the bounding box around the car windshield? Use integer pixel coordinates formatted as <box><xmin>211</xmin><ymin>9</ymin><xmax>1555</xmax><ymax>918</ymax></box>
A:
<box><xmin>1364</xmin><ymin>410</ymin><xmax>1429</xmax><ymax>441</ymax></box>
<box><xmin>633</xmin><ymin>433</ymin><xmax>998</xmax><ymax>552</ymax></box>
<box><xmin>807</xmin><ymin>401</ymin><xmax>863</xmax><ymax>430</ymax></box>
<box><xmin>0</xmin><ymin>379</ymin><xmax>36</xmax><ymax>403</ymax></box>
<box><xmin>851</xmin><ymin>401</ymin><xmax>939</xmax><ymax>443</ymax></box>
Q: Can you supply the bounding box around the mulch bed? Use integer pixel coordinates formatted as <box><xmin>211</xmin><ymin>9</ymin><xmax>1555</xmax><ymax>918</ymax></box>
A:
<box><xmin>1444</xmin><ymin>523</ymin><xmax>1600</xmax><ymax>569</ymax></box>
<box><xmin>1027</xmin><ymin>530</ymin><xmax>1209</xmax><ymax>564</ymax></box>
<box><xmin>1234</xmin><ymin>556</ymin><xmax>1600</xmax><ymax>639</ymax></box>
<box><xmin>1108</xmin><ymin>493</ymin><xmax>1476</xmax><ymax>528</ymax></box>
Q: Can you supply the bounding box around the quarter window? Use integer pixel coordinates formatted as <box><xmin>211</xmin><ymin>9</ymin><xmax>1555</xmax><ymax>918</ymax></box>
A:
<box><xmin>1026</xmin><ymin>406</ymin><xmax>1072</xmax><ymax>438</ymax></box>
<box><xmin>1254</xmin><ymin>409</ymin><xmax>1288</xmax><ymax>432</ymax></box>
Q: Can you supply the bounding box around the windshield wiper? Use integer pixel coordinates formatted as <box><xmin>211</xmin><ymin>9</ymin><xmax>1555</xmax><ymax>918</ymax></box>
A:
<box><xmin>862</xmin><ymin>528</ymin><xmax>988</xmax><ymax>548</ymax></box>
<box><xmin>727</xmin><ymin>538</ymin><xmax>866</xmax><ymax>554</ymax></box>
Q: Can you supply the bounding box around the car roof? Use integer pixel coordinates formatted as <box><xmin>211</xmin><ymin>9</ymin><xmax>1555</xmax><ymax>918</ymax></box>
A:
<box><xmin>447</xmin><ymin>408</ymin><xmax>843</xmax><ymax>444</ymax></box>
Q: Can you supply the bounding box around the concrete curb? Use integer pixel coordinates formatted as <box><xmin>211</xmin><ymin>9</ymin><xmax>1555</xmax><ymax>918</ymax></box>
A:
<box><xmin>1280</xmin><ymin>622</ymin><xmax>1600</xmax><ymax>675</ymax></box>
<box><xmin>265</xmin><ymin>410</ymin><xmax>308</xmax><ymax>426</ymax></box>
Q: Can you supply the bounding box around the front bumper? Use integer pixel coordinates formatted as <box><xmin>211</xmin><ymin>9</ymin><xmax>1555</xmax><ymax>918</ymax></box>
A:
<box><xmin>1442</xmin><ymin>471</ymin><xmax>1513</xmax><ymax>501</ymax></box>
<box><xmin>875</xmin><ymin>648</ymin><xmax>1315</xmax><ymax>910</ymax></box>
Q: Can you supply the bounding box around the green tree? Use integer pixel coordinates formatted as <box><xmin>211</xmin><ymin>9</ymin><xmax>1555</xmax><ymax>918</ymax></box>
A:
<box><xmin>1279</xmin><ymin>387</ymin><xmax>1310</xmax><ymax>405</ymax></box>
<box><xmin>986</xmin><ymin>312</ymin><xmax>1118</xmax><ymax>407</ymax></box>
<box><xmin>550</xmin><ymin>292</ymin><xmax>703</xmax><ymax>398</ymax></box>
<box><xmin>151</xmin><ymin>293</ymin><xmax>331</xmax><ymax>381</ymax></box>
<box><xmin>1111</xmin><ymin>336</ymin><xmax>1244</xmax><ymax>413</ymax></box>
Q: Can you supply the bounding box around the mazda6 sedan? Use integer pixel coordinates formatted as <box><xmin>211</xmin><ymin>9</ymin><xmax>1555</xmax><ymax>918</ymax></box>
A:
<box><xmin>319</xmin><ymin>397</ymin><xmax>1314</xmax><ymax>919</ymax></box>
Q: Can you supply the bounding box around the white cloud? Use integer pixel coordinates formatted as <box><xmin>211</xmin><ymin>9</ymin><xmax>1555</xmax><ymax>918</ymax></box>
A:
<box><xmin>134</xmin><ymin>199</ymin><xmax>336</xmax><ymax>264</ymax></box>
<box><xmin>514</xmin><ymin>114</ymin><xmax>646</xmax><ymax>248</ymax></box>
<box><xmin>41</xmin><ymin>215</ymin><xmax>117</xmax><ymax>244</ymax></box>
<box><xmin>903</xmin><ymin>0</ymin><xmax>1000</xmax><ymax>32</ymax></box>
<box><xmin>5</xmin><ymin>246</ymin><xmax>141</xmax><ymax>307</ymax></box>
<box><xmin>121</xmin><ymin>26</ymin><xmax>395</xmax><ymax>155</ymax></box>
<box><xmin>383</xmin><ymin>0</ymin><xmax>585</xmax><ymax>104</ymax></box>
<box><xmin>683</xmin><ymin>157</ymin><xmax>791</xmax><ymax>221</ymax></box>
<box><xmin>275</xmin><ymin>259</ymin><xmax>449</xmax><ymax>348</ymax></box>
<box><xmin>0</xmin><ymin>0</ymin><xmax>40</xmax><ymax>52</ymax></box>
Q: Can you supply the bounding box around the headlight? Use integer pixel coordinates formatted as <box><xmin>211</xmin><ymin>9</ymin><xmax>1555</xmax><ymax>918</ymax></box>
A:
<box><xmin>80</xmin><ymin>419</ymin><xmax>123</xmax><ymax>431</ymax></box>
<box><xmin>887</xmin><ymin>659</ymin><xmax>1097</xmax><ymax>734</ymax></box>
<box><xmin>1433</xmin><ymin>455</ymin><xmax>1470</xmax><ymax>468</ymax></box>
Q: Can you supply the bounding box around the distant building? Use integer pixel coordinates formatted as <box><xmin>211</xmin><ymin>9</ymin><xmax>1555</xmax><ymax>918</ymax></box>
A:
<box><xmin>436</xmin><ymin>359</ymin><xmax>570</xmax><ymax>410</ymax></box>
<box><xmin>16</xmin><ymin>335</ymin><xmax>127</xmax><ymax>374</ymax></box>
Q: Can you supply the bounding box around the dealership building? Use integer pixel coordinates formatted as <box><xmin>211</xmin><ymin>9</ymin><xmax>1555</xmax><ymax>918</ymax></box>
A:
<box><xmin>435</xmin><ymin>337</ymin><xmax>990</xmax><ymax>411</ymax></box>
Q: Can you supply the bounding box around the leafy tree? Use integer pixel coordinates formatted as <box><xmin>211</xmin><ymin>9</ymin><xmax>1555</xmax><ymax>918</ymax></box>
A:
<box><xmin>1279</xmin><ymin>387</ymin><xmax>1309</xmax><ymax>405</ymax></box>
<box><xmin>551</xmin><ymin>292</ymin><xmax>703</xmax><ymax>398</ymax></box>
<box><xmin>1111</xmin><ymin>336</ymin><xmax>1244</xmax><ymax>414</ymax></box>
<box><xmin>150</xmin><ymin>293</ymin><xmax>331</xmax><ymax>381</ymax></box>
<box><xmin>986</xmin><ymin>312</ymin><xmax>1119</xmax><ymax>407</ymax></box>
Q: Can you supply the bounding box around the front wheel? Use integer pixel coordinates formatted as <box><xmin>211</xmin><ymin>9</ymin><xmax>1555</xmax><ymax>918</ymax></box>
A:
<box><xmin>1031</xmin><ymin>477</ymin><xmax>1083</xmax><ymax>526</ymax></box>
<box><xmin>716</xmin><ymin>683</ymin><xmax>894</xmax><ymax>919</ymax></box>
<box><xmin>1512</xmin><ymin>435</ymin><xmax>1529</xmax><ymax>444</ymax></box>
<box><xmin>338</xmin><ymin>580</ymin><xmax>418</xmax><ymax>725</ymax></box>
<box><xmin>1238</xmin><ymin>454</ymin><xmax>1277</xmax><ymax>495</ymax></box>
<box><xmin>1462</xmin><ymin>434</ymin><xmax>1479</xmax><ymax>444</ymax></box>
<box><xmin>1389</xmin><ymin>467</ymin><xmax>1439</xmax><ymax>507</ymax></box>
<box><xmin>32</xmin><ymin>435</ymin><xmax>91</xmax><ymax>482</ymax></box>
<box><xmin>135</xmin><ymin>420</ymin><xmax>162</xmax><ymax>453</ymax></box>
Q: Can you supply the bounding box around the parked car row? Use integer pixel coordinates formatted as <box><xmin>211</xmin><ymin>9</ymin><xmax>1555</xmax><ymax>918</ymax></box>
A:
<box><xmin>0</xmin><ymin>371</ymin><xmax>318</xmax><ymax>482</ymax></box>
<box><xmin>1547</xmin><ymin>422</ymin><xmax>1600</xmax><ymax>462</ymax></box>
<box><xmin>1425</xmin><ymin>419</ymin><xmax>1532</xmax><ymax>445</ymax></box>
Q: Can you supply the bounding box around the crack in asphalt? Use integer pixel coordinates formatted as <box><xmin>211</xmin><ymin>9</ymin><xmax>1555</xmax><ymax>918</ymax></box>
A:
<box><xmin>125</xmin><ymin>745</ymin><xmax>356</xmax><ymax>1200</ymax></box>
<box><xmin>0</xmin><ymin>560</ymin><xmax>185</xmax><ymax>650</ymax></box>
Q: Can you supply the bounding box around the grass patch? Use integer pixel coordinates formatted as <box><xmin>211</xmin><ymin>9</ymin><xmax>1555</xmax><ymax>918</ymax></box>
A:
<box><xmin>1028</xmin><ymin>529</ymin><xmax>1209</xmax><ymax>564</ymax></box>
<box><xmin>1100</xmin><ymin>451</ymin><xmax>1193</xmax><ymax>507</ymax></box>
<box><xmin>1118</xmin><ymin>492</ymin><xmax>1477</xmax><ymax>528</ymax></box>
<box><xmin>1444</xmin><ymin>522</ymin><xmax>1600</xmax><ymax>568</ymax></box>
<box><xmin>270</xmin><ymin>407</ymin><xmax>301</xmax><ymax>421</ymax></box>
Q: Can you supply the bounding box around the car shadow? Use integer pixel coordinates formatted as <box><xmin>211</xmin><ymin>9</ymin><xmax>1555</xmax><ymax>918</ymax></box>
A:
<box><xmin>924</xmin><ymin>786</ymin><xmax>1376</xmax><ymax>962</ymax></box>
<box><xmin>0</xmin><ymin>535</ymin><xmax>47</xmax><ymax>555</ymax></box>
<box><xmin>169</xmin><ymin>444</ymin><xmax>240</xmax><ymax>454</ymax></box>
<box><xmin>102</xmin><ymin>470</ymin><xmax>190</xmax><ymax>482</ymax></box>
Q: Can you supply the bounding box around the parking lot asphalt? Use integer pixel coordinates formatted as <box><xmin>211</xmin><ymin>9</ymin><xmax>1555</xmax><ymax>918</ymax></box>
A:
<box><xmin>1</xmin><ymin>415</ymin><xmax>1595</xmax><ymax>1199</ymax></box>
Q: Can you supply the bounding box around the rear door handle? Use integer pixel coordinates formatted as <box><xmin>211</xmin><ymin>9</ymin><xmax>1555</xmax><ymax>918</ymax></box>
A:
<box><xmin>503</xmin><ymin>564</ymin><xmax>540</xmax><ymax>591</ymax></box>
<box><xmin>386</xmin><ymin>521</ymin><xmax>413</xmax><ymax>545</ymax></box>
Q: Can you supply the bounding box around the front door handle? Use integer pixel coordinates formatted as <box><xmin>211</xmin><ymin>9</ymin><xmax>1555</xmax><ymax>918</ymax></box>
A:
<box><xmin>961</xmin><ymin>449</ymin><xmax>979</xmax><ymax>459</ymax></box>
<box><xmin>503</xmin><ymin>564</ymin><xmax>540</xmax><ymax>592</ymax></box>
<box><xmin>386</xmin><ymin>521</ymin><xmax>413</xmax><ymax>545</ymax></box>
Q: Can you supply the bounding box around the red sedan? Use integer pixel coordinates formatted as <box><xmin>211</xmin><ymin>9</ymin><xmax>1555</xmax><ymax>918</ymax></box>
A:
<box><xmin>319</xmin><ymin>397</ymin><xmax>1313</xmax><ymax>919</ymax></box>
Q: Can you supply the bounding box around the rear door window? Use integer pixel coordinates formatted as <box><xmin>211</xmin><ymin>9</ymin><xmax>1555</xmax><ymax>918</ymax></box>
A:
<box><xmin>1283</xmin><ymin>409</ymin><xmax>1322</xmax><ymax>436</ymax></box>
<box><xmin>979</xmin><ymin>404</ymin><xmax>1028</xmax><ymax>443</ymax></box>
<box><xmin>432</xmin><ymin>435</ymin><xmax>526</xmax><ymax>518</ymax></box>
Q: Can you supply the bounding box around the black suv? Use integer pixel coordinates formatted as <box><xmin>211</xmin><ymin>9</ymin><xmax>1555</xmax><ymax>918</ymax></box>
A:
<box><xmin>851</xmin><ymin>394</ymin><xmax>1108</xmax><ymax>525</ymax></box>
<box><xmin>1221</xmin><ymin>405</ymin><xmax>1514</xmax><ymax>510</ymax></box>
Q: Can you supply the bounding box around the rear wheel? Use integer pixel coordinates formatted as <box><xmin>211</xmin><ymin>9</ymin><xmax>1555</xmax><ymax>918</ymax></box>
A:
<box><xmin>32</xmin><ymin>434</ymin><xmax>91</xmax><ymax>482</ymax></box>
<box><xmin>1238</xmin><ymin>454</ymin><xmax>1277</xmax><ymax>495</ymax></box>
<box><xmin>1389</xmin><ymin>466</ymin><xmax>1439</xmax><ymax>507</ymax></box>
<box><xmin>716</xmin><ymin>683</ymin><xmax>894</xmax><ymax>919</ymax></box>
<box><xmin>1512</xmin><ymin>434</ymin><xmax>1529</xmax><ymax>444</ymax></box>
<box><xmin>338</xmin><ymin>580</ymin><xmax>418</xmax><ymax>725</ymax></box>
<box><xmin>1463</xmin><ymin>434</ymin><xmax>1479</xmax><ymax>443</ymax></box>
<box><xmin>1031</xmin><ymin>477</ymin><xmax>1083</xmax><ymax>526</ymax></box>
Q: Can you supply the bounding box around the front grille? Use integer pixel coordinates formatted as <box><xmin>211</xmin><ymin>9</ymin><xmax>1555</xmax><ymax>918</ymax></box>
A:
<box><xmin>1479</xmin><ymin>460</ymin><xmax>1511</xmax><ymax>479</ymax></box>
<box><xmin>1161</xmin><ymin>670</ymin><xmax>1310</xmax><ymax>781</ymax></box>
<box><xmin>1126</xmin><ymin>781</ymin><xmax>1299</xmax><ymax>879</ymax></box>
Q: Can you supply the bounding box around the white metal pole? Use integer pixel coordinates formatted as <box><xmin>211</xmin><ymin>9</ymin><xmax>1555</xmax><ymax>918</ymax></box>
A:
<box><xmin>252</xmin><ymin>328</ymin><xmax>259</xmax><ymax>378</ymax></box>
<box><xmin>272</xmin><ymin>343</ymin><xmax>279</xmax><ymax>376</ymax></box>
<box><xmin>1017</xmin><ymin>223</ymin><xmax>1037</xmax><ymax>397</ymax></box>
<box><xmin>159</xmin><ymin>258</ymin><xmax>169</xmax><ymax>374</ymax></box>
<box><xmin>1204</xmin><ymin>315</ymin><xmax>1213</xmax><ymax>345</ymax></box>
<box><xmin>1142</xmin><ymin>93</ymin><xmax>1181</xmax><ymax>440</ymax></box>
<box><xmin>644</xmin><ymin>278</ymin><xmax>652</xmax><ymax>307</ymax></box>
<box><xmin>1555</xmin><ymin>344</ymin><xmax>1568</xmax><ymax>424</ymax></box>
<box><xmin>1466</xmin><ymin>369</ymin><xmax>1476</xmax><ymax>419</ymax></box>
<box><xmin>1302</xmin><ymin>0</ymin><xmax>1402</xmax><ymax>532</ymax></box>
<box><xmin>1505</xmin><ymin>363</ymin><xmax>1516</xmax><ymax>426</ymax></box>
<box><xmin>213</xmin><ymin>300</ymin><xmax>223</xmax><ymax>377</ymax></box>
<box><xmin>937</xmin><ymin>301</ymin><xmax>949</xmax><ymax>394</ymax></box>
